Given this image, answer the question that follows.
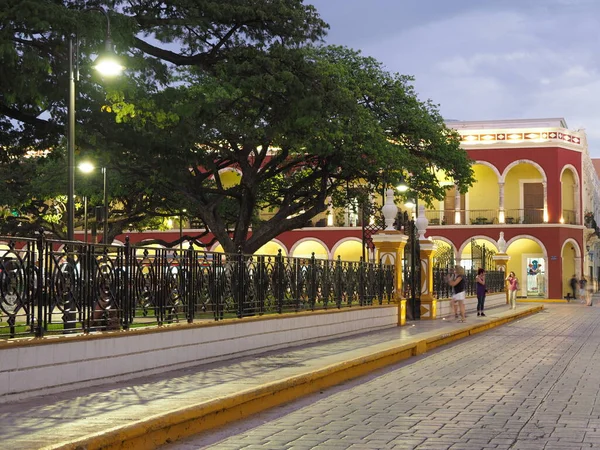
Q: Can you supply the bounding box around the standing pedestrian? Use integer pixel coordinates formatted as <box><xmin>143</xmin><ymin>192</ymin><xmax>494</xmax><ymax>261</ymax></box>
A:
<box><xmin>506</xmin><ymin>271</ymin><xmax>519</xmax><ymax>310</ymax></box>
<box><xmin>447</xmin><ymin>265</ymin><xmax>466</xmax><ymax>322</ymax></box>
<box><xmin>445</xmin><ymin>268</ymin><xmax>458</xmax><ymax>318</ymax></box>
<box><xmin>579</xmin><ymin>276</ymin><xmax>588</xmax><ymax>303</ymax></box>
<box><xmin>476</xmin><ymin>268</ymin><xmax>486</xmax><ymax>316</ymax></box>
<box><xmin>569</xmin><ymin>274</ymin><xmax>578</xmax><ymax>301</ymax></box>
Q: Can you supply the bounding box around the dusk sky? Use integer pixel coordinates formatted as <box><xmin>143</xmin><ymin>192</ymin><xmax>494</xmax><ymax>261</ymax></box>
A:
<box><xmin>308</xmin><ymin>0</ymin><xmax>600</xmax><ymax>156</ymax></box>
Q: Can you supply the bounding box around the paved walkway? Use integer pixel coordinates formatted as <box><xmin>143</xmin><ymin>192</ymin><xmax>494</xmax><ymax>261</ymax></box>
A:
<box><xmin>169</xmin><ymin>299</ymin><xmax>600</xmax><ymax>450</ymax></box>
<box><xmin>0</xmin><ymin>302</ymin><xmax>550</xmax><ymax>449</ymax></box>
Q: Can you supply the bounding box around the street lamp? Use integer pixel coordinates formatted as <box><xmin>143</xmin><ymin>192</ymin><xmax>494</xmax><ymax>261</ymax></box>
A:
<box><xmin>396</xmin><ymin>179</ymin><xmax>409</xmax><ymax>193</ymax></box>
<box><xmin>179</xmin><ymin>209</ymin><xmax>187</xmax><ymax>251</ymax></box>
<box><xmin>78</xmin><ymin>162</ymin><xmax>108</xmax><ymax>244</ymax></box>
<box><xmin>67</xmin><ymin>7</ymin><xmax>123</xmax><ymax>241</ymax></box>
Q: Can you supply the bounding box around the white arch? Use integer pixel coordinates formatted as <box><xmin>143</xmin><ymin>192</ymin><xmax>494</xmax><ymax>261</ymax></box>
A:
<box><xmin>456</xmin><ymin>235</ymin><xmax>501</xmax><ymax>256</ymax></box>
<box><xmin>428</xmin><ymin>236</ymin><xmax>458</xmax><ymax>255</ymax></box>
<box><xmin>559</xmin><ymin>164</ymin><xmax>580</xmax><ymax>183</ymax></box>
<box><xmin>501</xmin><ymin>159</ymin><xmax>548</xmax><ymax>183</ymax></box>
<box><xmin>473</xmin><ymin>160</ymin><xmax>502</xmax><ymax>179</ymax></box>
<box><xmin>254</xmin><ymin>238</ymin><xmax>289</xmax><ymax>257</ymax></box>
<box><xmin>559</xmin><ymin>164</ymin><xmax>581</xmax><ymax>224</ymax></box>
<box><xmin>504</xmin><ymin>234</ymin><xmax>548</xmax><ymax>255</ymax></box>
<box><xmin>330</xmin><ymin>237</ymin><xmax>363</xmax><ymax>258</ymax></box>
<box><xmin>561</xmin><ymin>238</ymin><xmax>582</xmax><ymax>258</ymax></box>
<box><xmin>289</xmin><ymin>237</ymin><xmax>331</xmax><ymax>259</ymax></box>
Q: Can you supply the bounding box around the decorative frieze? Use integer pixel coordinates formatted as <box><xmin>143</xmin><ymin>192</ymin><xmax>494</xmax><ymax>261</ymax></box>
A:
<box><xmin>458</xmin><ymin>130</ymin><xmax>582</xmax><ymax>146</ymax></box>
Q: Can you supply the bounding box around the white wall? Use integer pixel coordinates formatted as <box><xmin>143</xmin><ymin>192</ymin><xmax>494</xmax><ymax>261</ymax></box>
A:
<box><xmin>435</xmin><ymin>293</ymin><xmax>507</xmax><ymax>318</ymax></box>
<box><xmin>0</xmin><ymin>306</ymin><xmax>397</xmax><ymax>402</ymax></box>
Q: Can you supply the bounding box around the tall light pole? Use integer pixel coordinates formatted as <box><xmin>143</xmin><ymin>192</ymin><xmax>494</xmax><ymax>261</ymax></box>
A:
<box><xmin>103</xmin><ymin>167</ymin><xmax>108</xmax><ymax>244</ymax></box>
<box><xmin>66</xmin><ymin>7</ymin><xmax>123</xmax><ymax>241</ymax></box>
<box><xmin>179</xmin><ymin>209</ymin><xmax>187</xmax><ymax>251</ymax></box>
<box><xmin>78</xmin><ymin>162</ymin><xmax>109</xmax><ymax>244</ymax></box>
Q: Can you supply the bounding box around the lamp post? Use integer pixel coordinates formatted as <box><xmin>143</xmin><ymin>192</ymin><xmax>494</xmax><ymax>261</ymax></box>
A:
<box><xmin>83</xmin><ymin>196</ymin><xmax>88</xmax><ymax>243</ymax></box>
<box><xmin>179</xmin><ymin>209</ymin><xmax>187</xmax><ymax>251</ymax></box>
<box><xmin>403</xmin><ymin>195</ymin><xmax>420</xmax><ymax>320</ymax></box>
<box><xmin>66</xmin><ymin>7</ymin><xmax>123</xmax><ymax>241</ymax></box>
<box><xmin>79</xmin><ymin>162</ymin><xmax>108</xmax><ymax>244</ymax></box>
<box><xmin>102</xmin><ymin>167</ymin><xmax>108</xmax><ymax>244</ymax></box>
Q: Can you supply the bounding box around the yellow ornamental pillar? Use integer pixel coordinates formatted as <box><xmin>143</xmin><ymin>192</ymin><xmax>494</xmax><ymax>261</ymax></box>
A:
<box><xmin>419</xmin><ymin>239</ymin><xmax>437</xmax><ymax>319</ymax></box>
<box><xmin>373</xmin><ymin>231</ymin><xmax>408</xmax><ymax>326</ymax></box>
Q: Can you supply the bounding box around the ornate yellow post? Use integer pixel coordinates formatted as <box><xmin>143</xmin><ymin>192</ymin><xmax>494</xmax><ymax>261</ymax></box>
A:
<box><xmin>372</xmin><ymin>188</ymin><xmax>408</xmax><ymax>326</ymax></box>
<box><xmin>418</xmin><ymin>239</ymin><xmax>437</xmax><ymax>319</ymax></box>
<box><xmin>373</xmin><ymin>232</ymin><xmax>408</xmax><ymax>325</ymax></box>
<box><xmin>414</xmin><ymin>204</ymin><xmax>437</xmax><ymax>319</ymax></box>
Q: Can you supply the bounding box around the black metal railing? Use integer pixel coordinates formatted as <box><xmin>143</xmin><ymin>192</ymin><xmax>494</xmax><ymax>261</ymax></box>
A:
<box><xmin>504</xmin><ymin>208</ymin><xmax>544</xmax><ymax>224</ymax></box>
<box><xmin>0</xmin><ymin>234</ymin><xmax>396</xmax><ymax>338</ymax></box>
<box><xmin>432</xmin><ymin>267</ymin><xmax>505</xmax><ymax>299</ymax></box>
<box><xmin>425</xmin><ymin>208</ymin><xmax>551</xmax><ymax>225</ymax></box>
<box><xmin>562</xmin><ymin>210</ymin><xmax>576</xmax><ymax>225</ymax></box>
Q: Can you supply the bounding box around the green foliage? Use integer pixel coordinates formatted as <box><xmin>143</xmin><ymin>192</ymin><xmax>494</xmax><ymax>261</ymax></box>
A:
<box><xmin>0</xmin><ymin>0</ymin><xmax>473</xmax><ymax>252</ymax></box>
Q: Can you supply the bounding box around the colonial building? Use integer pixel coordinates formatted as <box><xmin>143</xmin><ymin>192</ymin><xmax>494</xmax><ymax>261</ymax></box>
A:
<box><xmin>113</xmin><ymin>118</ymin><xmax>600</xmax><ymax>300</ymax></box>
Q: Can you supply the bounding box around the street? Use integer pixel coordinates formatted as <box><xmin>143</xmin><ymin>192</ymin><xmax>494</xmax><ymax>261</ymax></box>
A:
<box><xmin>167</xmin><ymin>303</ymin><xmax>600</xmax><ymax>449</ymax></box>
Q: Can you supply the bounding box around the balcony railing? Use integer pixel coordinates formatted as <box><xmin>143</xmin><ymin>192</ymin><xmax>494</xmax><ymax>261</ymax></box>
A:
<box><xmin>425</xmin><ymin>208</ymin><xmax>562</xmax><ymax>225</ymax></box>
<box><xmin>562</xmin><ymin>210</ymin><xmax>576</xmax><ymax>225</ymax></box>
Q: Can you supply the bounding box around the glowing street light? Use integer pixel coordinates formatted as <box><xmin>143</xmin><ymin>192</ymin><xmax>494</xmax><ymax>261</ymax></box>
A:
<box><xmin>78</xmin><ymin>162</ymin><xmax>108</xmax><ymax>244</ymax></box>
<box><xmin>67</xmin><ymin>7</ymin><xmax>123</xmax><ymax>241</ymax></box>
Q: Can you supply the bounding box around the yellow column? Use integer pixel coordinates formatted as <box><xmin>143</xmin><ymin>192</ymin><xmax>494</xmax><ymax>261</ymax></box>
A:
<box><xmin>373</xmin><ymin>231</ymin><xmax>408</xmax><ymax>326</ymax></box>
<box><xmin>493</xmin><ymin>253</ymin><xmax>510</xmax><ymax>304</ymax></box>
<box><xmin>419</xmin><ymin>240</ymin><xmax>437</xmax><ymax>319</ymax></box>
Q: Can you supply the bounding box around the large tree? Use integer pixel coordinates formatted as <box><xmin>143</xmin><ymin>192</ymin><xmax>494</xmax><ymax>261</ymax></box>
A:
<box><xmin>0</xmin><ymin>0</ymin><xmax>474</xmax><ymax>252</ymax></box>
<box><xmin>0</xmin><ymin>0</ymin><xmax>328</xmax><ymax>242</ymax></box>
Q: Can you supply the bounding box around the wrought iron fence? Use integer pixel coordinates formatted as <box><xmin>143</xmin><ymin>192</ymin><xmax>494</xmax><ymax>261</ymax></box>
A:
<box><xmin>433</xmin><ymin>266</ymin><xmax>505</xmax><ymax>299</ymax></box>
<box><xmin>0</xmin><ymin>234</ymin><xmax>396</xmax><ymax>338</ymax></box>
<box><xmin>471</xmin><ymin>239</ymin><xmax>496</xmax><ymax>272</ymax></box>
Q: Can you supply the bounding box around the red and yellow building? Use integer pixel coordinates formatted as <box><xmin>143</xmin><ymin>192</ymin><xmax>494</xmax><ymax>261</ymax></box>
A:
<box><xmin>114</xmin><ymin>118</ymin><xmax>600</xmax><ymax>301</ymax></box>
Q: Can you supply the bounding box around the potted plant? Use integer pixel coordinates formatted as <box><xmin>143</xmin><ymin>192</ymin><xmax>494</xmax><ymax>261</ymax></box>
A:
<box><xmin>585</xmin><ymin>211</ymin><xmax>594</xmax><ymax>227</ymax></box>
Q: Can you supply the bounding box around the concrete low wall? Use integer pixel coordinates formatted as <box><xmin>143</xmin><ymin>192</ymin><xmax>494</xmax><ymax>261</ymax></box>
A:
<box><xmin>435</xmin><ymin>293</ymin><xmax>507</xmax><ymax>318</ymax></box>
<box><xmin>0</xmin><ymin>305</ymin><xmax>398</xmax><ymax>402</ymax></box>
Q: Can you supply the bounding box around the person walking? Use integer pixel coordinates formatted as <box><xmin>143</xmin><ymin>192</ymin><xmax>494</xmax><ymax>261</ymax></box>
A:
<box><xmin>446</xmin><ymin>269</ymin><xmax>458</xmax><ymax>318</ymax></box>
<box><xmin>476</xmin><ymin>268</ymin><xmax>486</xmax><ymax>316</ymax></box>
<box><xmin>506</xmin><ymin>271</ymin><xmax>519</xmax><ymax>310</ymax></box>
<box><xmin>569</xmin><ymin>274</ymin><xmax>578</xmax><ymax>301</ymax></box>
<box><xmin>447</xmin><ymin>265</ymin><xmax>466</xmax><ymax>322</ymax></box>
<box><xmin>579</xmin><ymin>276</ymin><xmax>588</xmax><ymax>304</ymax></box>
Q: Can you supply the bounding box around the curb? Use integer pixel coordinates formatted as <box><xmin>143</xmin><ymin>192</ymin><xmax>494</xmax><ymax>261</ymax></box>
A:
<box><xmin>44</xmin><ymin>306</ymin><xmax>543</xmax><ymax>450</ymax></box>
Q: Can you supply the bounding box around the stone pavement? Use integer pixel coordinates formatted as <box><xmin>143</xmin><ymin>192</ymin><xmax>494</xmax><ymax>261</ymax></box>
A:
<box><xmin>0</xmin><ymin>302</ymin><xmax>545</xmax><ymax>450</ymax></box>
<box><xmin>167</xmin><ymin>299</ymin><xmax>600</xmax><ymax>450</ymax></box>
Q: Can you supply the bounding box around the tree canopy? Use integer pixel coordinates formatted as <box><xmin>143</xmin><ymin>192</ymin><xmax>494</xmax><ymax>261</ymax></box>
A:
<box><xmin>0</xmin><ymin>0</ymin><xmax>474</xmax><ymax>252</ymax></box>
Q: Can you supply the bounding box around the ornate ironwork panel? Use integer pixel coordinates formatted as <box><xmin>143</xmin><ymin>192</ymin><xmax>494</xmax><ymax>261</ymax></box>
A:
<box><xmin>0</xmin><ymin>233</ymin><xmax>397</xmax><ymax>337</ymax></box>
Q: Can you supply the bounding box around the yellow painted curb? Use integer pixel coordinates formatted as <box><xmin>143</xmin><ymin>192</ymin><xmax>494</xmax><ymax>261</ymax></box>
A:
<box><xmin>44</xmin><ymin>306</ymin><xmax>543</xmax><ymax>450</ymax></box>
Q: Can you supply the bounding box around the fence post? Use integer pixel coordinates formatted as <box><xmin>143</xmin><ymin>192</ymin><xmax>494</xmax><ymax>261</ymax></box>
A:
<box><xmin>335</xmin><ymin>256</ymin><xmax>343</xmax><ymax>309</ymax></box>
<box><xmin>308</xmin><ymin>253</ymin><xmax>317</xmax><ymax>310</ymax></box>
<box><xmin>186</xmin><ymin>242</ymin><xmax>194</xmax><ymax>323</ymax></box>
<box><xmin>123</xmin><ymin>237</ymin><xmax>131</xmax><ymax>329</ymax></box>
<box><xmin>236</xmin><ymin>247</ymin><xmax>244</xmax><ymax>318</ymax></box>
<box><xmin>358</xmin><ymin>257</ymin><xmax>365</xmax><ymax>306</ymax></box>
<box><xmin>35</xmin><ymin>229</ymin><xmax>45</xmax><ymax>338</ymax></box>
<box><xmin>257</xmin><ymin>255</ymin><xmax>266</xmax><ymax>315</ymax></box>
<box><xmin>275</xmin><ymin>250</ymin><xmax>284</xmax><ymax>314</ymax></box>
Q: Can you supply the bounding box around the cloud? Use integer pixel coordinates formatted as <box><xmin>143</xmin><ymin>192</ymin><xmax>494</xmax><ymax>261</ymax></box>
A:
<box><xmin>310</xmin><ymin>0</ymin><xmax>600</xmax><ymax>155</ymax></box>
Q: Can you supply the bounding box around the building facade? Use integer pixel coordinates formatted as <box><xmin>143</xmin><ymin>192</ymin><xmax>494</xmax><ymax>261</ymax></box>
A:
<box><xmin>113</xmin><ymin>118</ymin><xmax>600</xmax><ymax>301</ymax></box>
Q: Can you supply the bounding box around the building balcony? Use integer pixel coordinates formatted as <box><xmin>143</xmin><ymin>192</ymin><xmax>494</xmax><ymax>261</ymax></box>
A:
<box><xmin>424</xmin><ymin>209</ymin><xmax>579</xmax><ymax>226</ymax></box>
